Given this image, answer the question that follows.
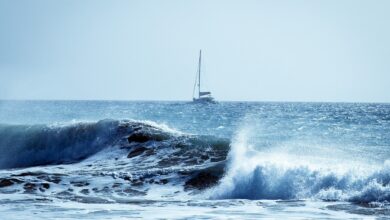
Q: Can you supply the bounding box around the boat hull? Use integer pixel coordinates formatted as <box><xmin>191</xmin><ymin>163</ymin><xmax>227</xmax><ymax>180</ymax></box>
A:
<box><xmin>192</xmin><ymin>97</ymin><xmax>217</xmax><ymax>104</ymax></box>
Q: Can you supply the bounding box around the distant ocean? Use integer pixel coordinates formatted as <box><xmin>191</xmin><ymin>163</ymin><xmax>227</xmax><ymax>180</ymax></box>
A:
<box><xmin>0</xmin><ymin>100</ymin><xmax>389</xmax><ymax>219</ymax></box>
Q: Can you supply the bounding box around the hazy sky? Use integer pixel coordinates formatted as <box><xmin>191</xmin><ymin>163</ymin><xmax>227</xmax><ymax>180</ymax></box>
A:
<box><xmin>0</xmin><ymin>0</ymin><xmax>389</xmax><ymax>102</ymax></box>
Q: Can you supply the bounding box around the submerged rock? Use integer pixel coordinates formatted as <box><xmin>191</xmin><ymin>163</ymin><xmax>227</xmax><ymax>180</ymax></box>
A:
<box><xmin>185</xmin><ymin>172</ymin><xmax>220</xmax><ymax>190</ymax></box>
<box><xmin>184</xmin><ymin>162</ymin><xmax>225</xmax><ymax>190</ymax></box>
<box><xmin>24</xmin><ymin>183</ymin><xmax>37</xmax><ymax>192</ymax></box>
<box><xmin>0</xmin><ymin>179</ymin><xmax>14</xmax><ymax>188</ymax></box>
<box><xmin>127</xmin><ymin>146</ymin><xmax>148</xmax><ymax>158</ymax></box>
<box><xmin>160</xmin><ymin>179</ymin><xmax>169</xmax><ymax>185</ymax></box>
<box><xmin>80</xmin><ymin>189</ymin><xmax>89</xmax><ymax>195</ymax></box>
<box><xmin>127</xmin><ymin>133</ymin><xmax>151</xmax><ymax>143</ymax></box>
<box><xmin>0</xmin><ymin>178</ymin><xmax>22</xmax><ymax>188</ymax></box>
<box><xmin>127</xmin><ymin>128</ymin><xmax>169</xmax><ymax>143</ymax></box>
<box><xmin>41</xmin><ymin>183</ymin><xmax>50</xmax><ymax>189</ymax></box>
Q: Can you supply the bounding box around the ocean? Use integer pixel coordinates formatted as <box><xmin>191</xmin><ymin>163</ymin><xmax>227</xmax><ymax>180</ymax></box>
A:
<box><xmin>0</xmin><ymin>100</ymin><xmax>389</xmax><ymax>219</ymax></box>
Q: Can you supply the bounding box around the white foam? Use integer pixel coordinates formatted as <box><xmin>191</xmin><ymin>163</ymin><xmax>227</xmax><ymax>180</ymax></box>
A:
<box><xmin>209</xmin><ymin>124</ymin><xmax>390</xmax><ymax>203</ymax></box>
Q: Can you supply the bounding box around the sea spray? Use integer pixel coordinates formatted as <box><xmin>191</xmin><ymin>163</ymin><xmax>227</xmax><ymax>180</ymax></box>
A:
<box><xmin>0</xmin><ymin>101</ymin><xmax>389</xmax><ymax>219</ymax></box>
<box><xmin>209</xmin><ymin>124</ymin><xmax>390</xmax><ymax>203</ymax></box>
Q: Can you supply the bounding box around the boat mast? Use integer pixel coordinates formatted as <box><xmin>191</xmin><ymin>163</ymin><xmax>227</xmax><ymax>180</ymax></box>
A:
<box><xmin>198</xmin><ymin>50</ymin><xmax>201</xmax><ymax>99</ymax></box>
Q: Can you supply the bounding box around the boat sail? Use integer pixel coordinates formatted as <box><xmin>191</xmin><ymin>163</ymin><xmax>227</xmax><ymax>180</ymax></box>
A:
<box><xmin>192</xmin><ymin>50</ymin><xmax>216</xmax><ymax>103</ymax></box>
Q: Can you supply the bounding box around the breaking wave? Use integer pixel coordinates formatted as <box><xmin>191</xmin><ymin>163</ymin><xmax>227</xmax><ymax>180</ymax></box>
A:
<box><xmin>0</xmin><ymin>119</ymin><xmax>229</xmax><ymax>169</ymax></box>
<box><xmin>209</xmin><ymin>127</ymin><xmax>390</xmax><ymax>204</ymax></box>
<box><xmin>0</xmin><ymin>119</ymin><xmax>389</xmax><ymax>205</ymax></box>
<box><xmin>0</xmin><ymin>120</ymin><xmax>123</xmax><ymax>169</ymax></box>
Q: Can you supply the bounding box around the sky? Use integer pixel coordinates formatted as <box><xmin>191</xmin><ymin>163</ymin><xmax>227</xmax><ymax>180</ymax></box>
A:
<box><xmin>0</xmin><ymin>0</ymin><xmax>389</xmax><ymax>102</ymax></box>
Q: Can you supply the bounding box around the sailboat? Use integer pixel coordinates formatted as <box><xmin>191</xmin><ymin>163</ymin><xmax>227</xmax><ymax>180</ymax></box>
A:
<box><xmin>192</xmin><ymin>50</ymin><xmax>216</xmax><ymax>103</ymax></box>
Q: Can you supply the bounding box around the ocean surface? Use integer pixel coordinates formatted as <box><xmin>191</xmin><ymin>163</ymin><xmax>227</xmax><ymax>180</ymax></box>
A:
<box><xmin>0</xmin><ymin>100</ymin><xmax>389</xmax><ymax>219</ymax></box>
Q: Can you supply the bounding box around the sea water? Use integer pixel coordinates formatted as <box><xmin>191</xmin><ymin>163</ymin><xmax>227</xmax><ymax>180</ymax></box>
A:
<box><xmin>0</xmin><ymin>100</ymin><xmax>389</xmax><ymax>219</ymax></box>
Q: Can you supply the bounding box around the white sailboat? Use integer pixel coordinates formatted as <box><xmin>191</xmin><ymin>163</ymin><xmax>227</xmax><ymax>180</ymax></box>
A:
<box><xmin>192</xmin><ymin>50</ymin><xmax>216</xmax><ymax>103</ymax></box>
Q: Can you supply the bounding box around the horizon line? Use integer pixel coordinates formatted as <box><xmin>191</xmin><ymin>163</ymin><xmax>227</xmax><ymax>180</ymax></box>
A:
<box><xmin>0</xmin><ymin>99</ymin><xmax>389</xmax><ymax>104</ymax></box>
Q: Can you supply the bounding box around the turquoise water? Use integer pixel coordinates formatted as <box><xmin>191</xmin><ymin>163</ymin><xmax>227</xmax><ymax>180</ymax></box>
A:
<box><xmin>0</xmin><ymin>100</ymin><xmax>389</xmax><ymax>219</ymax></box>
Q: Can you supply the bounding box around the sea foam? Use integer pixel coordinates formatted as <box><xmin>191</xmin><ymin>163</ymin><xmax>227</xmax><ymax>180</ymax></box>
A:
<box><xmin>209</xmin><ymin>126</ymin><xmax>390</xmax><ymax>204</ymax></box>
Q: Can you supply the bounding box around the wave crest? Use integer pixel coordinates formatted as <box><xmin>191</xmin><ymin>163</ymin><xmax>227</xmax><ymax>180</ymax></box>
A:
<box><xmin>0</xmin><ymin>119</ymin><xmax>230</xmax><ymax>171</ymax></box>
<box><xmin>209</xmin><ymin>128</ymin><xmax>390</xmax><ymax>204</ymax></box>
<box><xmin>0</xmin><ymin>119</ymin><xmax>123</xmax><ymax>169</ymax></box>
